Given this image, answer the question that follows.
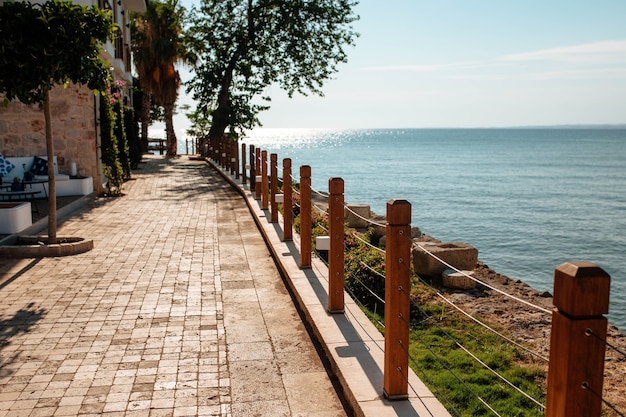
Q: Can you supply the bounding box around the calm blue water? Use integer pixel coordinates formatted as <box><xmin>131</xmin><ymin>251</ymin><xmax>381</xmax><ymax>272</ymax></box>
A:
<box><xmin>244</xmin><ymin>128</ymin><xmax>626</xmax><ymax>329</ymax></box>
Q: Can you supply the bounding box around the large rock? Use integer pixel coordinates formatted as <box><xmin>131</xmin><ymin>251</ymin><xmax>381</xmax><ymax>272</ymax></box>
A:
<box><xmin>412</xmin><ymin>241</ymin><xmax>478</xmax><ymax>277</ymax></box>
<box><xmin>344</xmin><ymin>204</ymin><xmax>371</xmax><ymax>228</ymax></box>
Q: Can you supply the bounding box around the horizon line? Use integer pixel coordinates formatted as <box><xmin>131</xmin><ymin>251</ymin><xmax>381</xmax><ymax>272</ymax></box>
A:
<box><xmin>251</xmin><ymin>123</ymin><xmax>626</xmax><ymax>130</ymax></box>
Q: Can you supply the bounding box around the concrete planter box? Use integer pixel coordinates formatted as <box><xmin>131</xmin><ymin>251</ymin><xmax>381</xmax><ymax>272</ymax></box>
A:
<box><xmin>38</xmin><ymin>176</ymin><xmax>94</xmax><ymax>197</ymax></box>
<box><xmin>412</xmin><ymin>241</ymin><xmax>478</xmax><ymax>278</ymax></box>
<box><xmin>0</xmin><ymin>202</ymin><xmax>32</xmax><ymax>234</ymax></box>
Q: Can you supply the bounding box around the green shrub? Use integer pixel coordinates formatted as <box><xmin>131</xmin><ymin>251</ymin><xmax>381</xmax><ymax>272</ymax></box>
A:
<box><xmin>99</xmin><ymin>93</ymin><xmax>123</xmax><ymax>193</ymax></box>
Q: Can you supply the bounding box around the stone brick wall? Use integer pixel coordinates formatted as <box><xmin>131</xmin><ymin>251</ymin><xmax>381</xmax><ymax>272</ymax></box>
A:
<box><xmin>0</xmin><ymin>83</ymin><xmax>103</xmax><ymax>192</ymax></box>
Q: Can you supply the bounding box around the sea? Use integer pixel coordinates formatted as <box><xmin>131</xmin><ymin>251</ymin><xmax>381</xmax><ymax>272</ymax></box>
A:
<box><xmin>244</xmin><ymin>127</ymin><xmax>626</xmax><ymax>330</ymax></box>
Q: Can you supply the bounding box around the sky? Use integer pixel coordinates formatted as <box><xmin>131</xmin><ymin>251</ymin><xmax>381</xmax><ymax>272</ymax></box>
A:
<box><xmin>156</xmin><ymin>0</ymin><xmax>626</xmax><ymax>143</ymax></box>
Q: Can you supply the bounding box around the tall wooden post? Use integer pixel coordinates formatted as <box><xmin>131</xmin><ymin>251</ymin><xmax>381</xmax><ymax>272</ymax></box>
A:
<box><xmin>283</xmin><ymin>158</ymin><xmax>292</xmax><ymax>241</ymax></box>
<box><xmin>241</xmin><ymin>143</ymin><xmax>247</xmax><ymax>185</ymax></box>
<box><xmin>249</xmin><ymin>145</ymin><xmax>255</xmax><ymax>192</ymax></box>
<box><xmin>299</xmin><ymin>165</ymin><xmax>312</xmax><ymax>268</ymax></box>
<box><xmin>233</xmin><ymin>140</ymin><xmax>239</xmax><ymax>178</ymax></box>
<box><xmin>220</xmin><ymin>138</ymin><xmax>226</xmax><ymax>166</ymax></box>
<box><xmin>270</xmin><ymin>153</ymin><xmax>278</xmax><ymax>223</ymax></box>
<box><xmin>261</xmin><ymin>150</ymin><xmax>269</xmax><ymax>210</ymax></box>
<box><xmin>546</xmin><ymin>262</ymin><xmax>610</xmax><ymax>417</ymax></box>
<box><xmin>384</xmin><ymin>199</ymin><xmax>411</xmax><ymax>401</ymax></box>
<box><xmin>255</xmin><ymin>147</ymin><xmax>261</xmax><ymax>200</ymax></box>
<box><xmin>328</xmin><ymin>177</ymin><xmax>345</xmax><ymax>313</ymax></box>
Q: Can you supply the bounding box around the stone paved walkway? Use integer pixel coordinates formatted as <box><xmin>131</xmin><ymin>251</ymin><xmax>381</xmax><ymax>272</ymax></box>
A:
<box><xmin>0</xmin><ymin>155</ymin><xmax>346</xmax><ymax>416</ymax></box>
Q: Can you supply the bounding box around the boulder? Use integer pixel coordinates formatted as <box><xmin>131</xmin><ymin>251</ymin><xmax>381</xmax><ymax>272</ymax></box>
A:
<box><xmin>344</xmin><ymin>204</ymin><xmax>371</xmax><ymax>228</ymax></box>
<box><xmin>412</xmin><ymin>241</ymin><xmax>478</xmax><ymax>277</ymax></box>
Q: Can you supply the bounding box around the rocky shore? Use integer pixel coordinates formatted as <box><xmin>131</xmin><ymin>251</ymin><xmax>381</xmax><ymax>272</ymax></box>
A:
<box><xmin>321</xmin><ymin>194</ymin><xmax>626</xmax><ymax>414</ymax></box>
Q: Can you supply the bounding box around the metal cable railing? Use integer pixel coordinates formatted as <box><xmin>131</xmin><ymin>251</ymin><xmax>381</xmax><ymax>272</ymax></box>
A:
<box><xmin>234</xmin><ymin>142</ymin><xmax>623</xmax><ymax>417</ymax></box>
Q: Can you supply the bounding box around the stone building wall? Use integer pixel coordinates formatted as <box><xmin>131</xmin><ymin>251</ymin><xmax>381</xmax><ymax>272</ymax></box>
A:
<box><xmin>0</xmin><ymin>83</ymin><xmax>103</xmax><ymax>192</ymax></box>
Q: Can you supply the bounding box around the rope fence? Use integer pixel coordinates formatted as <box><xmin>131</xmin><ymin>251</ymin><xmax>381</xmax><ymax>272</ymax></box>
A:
<box><xmin>208</xmin><ymin>137</ymin><xmax>625</xmax><ymax>417</ymax></box>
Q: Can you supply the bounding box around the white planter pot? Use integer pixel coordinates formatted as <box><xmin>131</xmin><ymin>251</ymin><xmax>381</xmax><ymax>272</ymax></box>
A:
<box><xmin>0</xmin><ymin>202</ymin><xmax>32</xmax><ymax>234</ymax></box>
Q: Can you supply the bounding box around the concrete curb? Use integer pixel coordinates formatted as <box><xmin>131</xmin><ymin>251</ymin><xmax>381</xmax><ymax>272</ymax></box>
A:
<box><xmin>208</xmin><ymin>159</ymin><xmax>451</xmax><ymax>417</ymax></box>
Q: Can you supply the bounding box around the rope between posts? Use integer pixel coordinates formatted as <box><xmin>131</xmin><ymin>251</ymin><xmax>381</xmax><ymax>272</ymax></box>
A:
<box><xmin>402</xmin><ymin>261</ymin><xmax>548</xmax><ymax>362</ymax></box>
<box><xmin>344</xmin><ymin>203</ymin><xmax>387</xmax><ymax>228</ymax></box>
<box><xmin>397</xmin><ymin>284</ymin><xmax>546</xmax><ymax>412</ymax></box>
<box><xmin>351</xmin><ymin>272</ymin><xmax>386</xmax><ymax>305</ymax></box>
<box><xmin>412</xmin><ymin>240</ymin><xmax>551</xmax><ymax>315</ymax></box>
<box><xmin>351</xmin><ymin>231</ymin><xmax>386</xmax><ymax>254</ymax></box>
<box><xmin>312</xmin><ymin>203</ymin><xmax>327</xmax><ymax>215</ymax></box>
<box><xmin>359</xmin><ymin>260</ymin><xmax>386</xmax><ymax>280</ymax></box>
<box><xmin>409</xmin><ymin>328</ymin><xmax>504</xmax><ymax>417</ymax></box>
<box><xmin>586</xmin><ymin>328</ymin><xmax>626</xmax><ymax>359</ymax></box>
<box><xmin>310</xmin><ymin>184</ymin><xmax>328</xmax><ymax>199</ymax></box>
<box><xmin>393</xmin><ymin>362</ymin><xmax>437</xmax><ymax>417</ymax></box>
<box><xmin>582</xmin><ymin>382</ymin><xmax>626</xmax><ymax>417</ymax></box>
<box><xmin>343</xmin><ymin>285</ymin><xmax>387</xmax><ymax>343</ymax></box>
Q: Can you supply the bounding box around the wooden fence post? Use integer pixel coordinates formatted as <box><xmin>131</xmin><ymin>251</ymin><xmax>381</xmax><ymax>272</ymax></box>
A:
<box><xmin>233</xmin><ymin>140</ymin><xmax>239</xmax><ymax>178</ymax></box>
<box><xmin>283</xmin><ymin>158</ymin><xmax>292</xmax><ymax>241</ymax></box>
<box><xmin>328</xmin><ymin>177</ymin><xmax>345</xmax><ymax>313</ymax></box>
<box><xmin>220</xmin><ymin>137</ymin><xmax>226</xmax><ymax>167</ymax></box>
<box><xmin>249</xmin><ymin>145</ymin><xmax>255</xmax><ymax>192</ymax></box>
<box><xmin>255</xmin><ymin>147</ymin><xmax>261</xmax><ymax>200</ymax></box>
<box><xmin>270</xmin><ymin>153</ymin><xmax>278</xmax><ymax>223</ymax></box>
<box><xmin>241</xmin><ymin>143</ymin><xmax>247</xmax><ymax>185</ymax></box>
<box><xmin>546</xmin><ymin>262</ymin><xmax>610</xmax><ymax>417</ymax></box>
<box><xmin>261</xmin><ymin>150</ymin><xmax>269</xmax><ymax>210</ymax></box>
<box><xmin>299</xmin><ymin>165</ymin><xmax>312</xmax><ymax>268</ymax></box>
<box><xmin>384</xmin><ymin>199</ymin><xmax>411</xmax><ymax>401</ymax></box>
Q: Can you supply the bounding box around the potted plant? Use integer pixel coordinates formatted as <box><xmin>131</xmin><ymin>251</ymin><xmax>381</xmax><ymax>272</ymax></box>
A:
<box><xmin>11</xmin><ymin>177</ymin><xmax>24</xmax><ymax>192</ymax></box>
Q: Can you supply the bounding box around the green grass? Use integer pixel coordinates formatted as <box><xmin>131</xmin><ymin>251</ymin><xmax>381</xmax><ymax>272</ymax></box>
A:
<box><xmin>299</xmin><ymin>212</ymin><xmax>548</xmax><ymax>416</ymax></box>
<box><xmin>407</xmin><ymin>311</ymin><xmax>546</xmax><ymax>417</ymax></box>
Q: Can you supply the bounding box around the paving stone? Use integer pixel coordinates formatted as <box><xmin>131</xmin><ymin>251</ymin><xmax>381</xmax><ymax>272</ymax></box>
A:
<box><xmin>0</xmin><ymin>155</ymin><xmax>345</xmax><ymax>416</ymax></box>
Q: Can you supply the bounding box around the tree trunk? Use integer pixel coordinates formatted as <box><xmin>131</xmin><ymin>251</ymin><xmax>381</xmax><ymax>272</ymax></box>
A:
<box><xmin>208</xmin><ymin>65</ymin><xmax>234</xmax><ymax>141</ymax></box>
<box><xmin>164</xmin><ymin>101</ymin><xmax>177</xmax><ymax>156</ymax></box>
<box><xmin>208</xmin><ymin>104</ymin><xmax>230</xmax><ymax>141</ymax></box>
<box><xmin>44</xmin><ymin>90</ymin><xmax>57</xmax><ymax>244</ymax></box>
<box><xmin>140</xmin><ymin>90</ymin><xmax>151</xmax><ymax>153</ymax></box>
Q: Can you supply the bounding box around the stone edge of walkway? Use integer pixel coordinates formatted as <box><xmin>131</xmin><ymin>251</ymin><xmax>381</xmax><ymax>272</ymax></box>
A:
<box><xmin>208</xmin><ymin>160</ymin><xmax>452</xmax><ymax>417</ymax></box>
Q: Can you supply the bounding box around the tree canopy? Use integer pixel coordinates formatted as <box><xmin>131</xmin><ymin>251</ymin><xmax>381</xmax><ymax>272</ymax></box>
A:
<box><xmin>0</xmin><ymin>0</ymin><xmax>114</xmax><ymax>243</ymax></box>
<box><xmin>0</xmin><ymin>0</ymin><xmax>113</xmax><ymax>106</ymax></box>
<box><xmin>131</xmin><ymin>0</ymin><xmax>190</xmax><ymax>156</ymax></box>
<box><xmin>187</xmin><ymin>0</ymin><xmax>359</xmax><ymax>142</ymax></box>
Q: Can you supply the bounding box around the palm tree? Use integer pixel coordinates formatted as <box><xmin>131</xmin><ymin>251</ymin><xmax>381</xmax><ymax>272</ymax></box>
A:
<box><xmin>131</xmin><ymin>0</ymin><xmax>188</xmax><ymax>157</ymax></box>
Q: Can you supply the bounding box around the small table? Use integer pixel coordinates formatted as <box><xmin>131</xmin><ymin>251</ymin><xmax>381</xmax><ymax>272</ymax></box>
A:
<box><xmin>0</xmin><ymin>190</ymin><xmax>42</xmax><ymax>213</ymax></box>
<box><xmin>24</xmin><ymin>179</ymin><xmax>49</xmax><ymax>198</ymax></box>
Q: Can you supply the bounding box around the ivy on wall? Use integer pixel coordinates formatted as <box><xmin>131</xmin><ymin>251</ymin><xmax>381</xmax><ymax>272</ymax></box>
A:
<box><xmin>99</xmin><ymin>93</ymin><xmax>124</xmax><ymax>193</ymax></box>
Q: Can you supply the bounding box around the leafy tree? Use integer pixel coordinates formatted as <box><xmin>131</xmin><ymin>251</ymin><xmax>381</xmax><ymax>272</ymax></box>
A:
<box><xmin>131</xmin><ymin>0</ymin><xmax>191</xmax><ymax>156</ymax></box>
<box><xmin>187</xmin><ymin>0</ymin><xmax>359</xmax><ymax>147</ymax></box>
<box><xmin>0</xmin><ymin>0</ymin><xmax>114</xmax><ymax>243</ymax></box>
